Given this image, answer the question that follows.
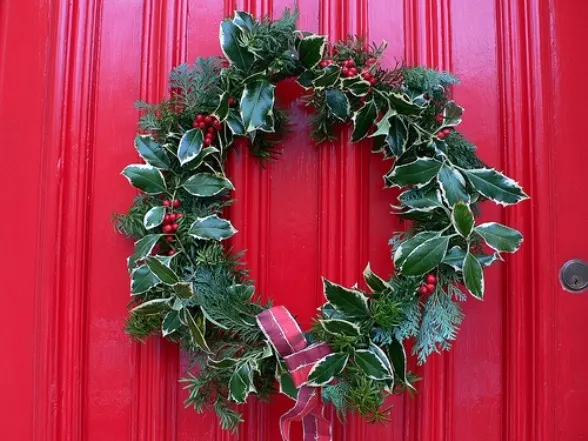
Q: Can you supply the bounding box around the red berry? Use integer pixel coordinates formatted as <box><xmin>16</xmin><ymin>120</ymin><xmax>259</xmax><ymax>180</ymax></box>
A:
<box><xmin>196</xmin><ymin>114</ymin><xmax>204</xmax><ymax>122</ymax></box>
<box><xmin>171</xmin><ymin>223</ymin><xmax>179</xmax><ymax>232</ymax></box>
<box><xmin>346</xmin><ymin>59</ymin><xmax>355</xmax><ymax>67</ymax></box>
<box><xmin>192</xmin><ymin>119</ymin><xmax>199</xmax><ymax>128</ymax></box>
<box><xmin>213</xmin><ymin>120</ymin><xmax>221</xmax><ymax>129</ymax></box>
<box><xmin>418</xmin><ymin>286</ymin><xmax>429</xmax><ymax>295</ymax></box>
<box><xmin>362</xmin><ymin>72</ymin><xmax>372</xmax><ymax>80</ymax></box>
<box><xmin>426</xmin><ymin>283</ymin><xmax>436</xmax><ymax>292</ymax></box>
<box><xmin>174</xmin><ymin>212</ymin><xmax>183</xmax><ymax>220</ymax></box>
<box><xmin>165</xmin><ymin>236</ymin><xmax>174</xmax><ymax>243</ymax></box>
<box><xmin>162</xmin><ymin>224</ymin><xmax>173</xmax><ymax>233</ymax></box>
<box><xmin>369</xmin><ymin>78</ymin><xmax>377</xmax><ymax>86</ymax></box>
<box><xmin>203</xmin><ymin>138</ymin><xmax>212</xmax><ymax>146</ymax></box>
<box><xmin>435</xmin><ymin>114</ymin><xmax>444</xmax><ymax>123</ymax></box>
<box><xmin>163</xmin><ymin>200</ymin><xmax>171</xmax><ymax>207</ymax></box>
<box><xmin>228</xmin><ymin>97</ymin><xmax>236</xmax><ymax>106</ymax></box>
<box><xmin>342</xmin><ymin>67</ymin><xmax>350</xmax><ymax>76</ymax></box>
<box><xmin>349</xmin><ymin>67</ymin><xmax>358</xmax><ymax>76</ymax></box>
<box><xmin>198</xmin><ymin>121</ymin><xmax>206</xmax><ymax>129</ymax></box>
<box><xmin>168</xmin><ymin>250</ymin><xmax>175</xmax><ymax>256</ymax></box>
<box><xmin>204</xmin><ymin>115</ymin><xmax>212</xmax><ymax>124</ymax></box>
<box><xmin>442</xmin><ymin>128</ymin><xmax>451</xmax><ymax>136</ymax></box>
<box><xmin>319</xmin><ymin>60</ymin><xmax>327</xmax><ymax>68</ymax></box>
<box><xmin>164</xmin><ymin>214</ymin><xmax>174</xmax><ymax>224</ymax></box>
<box><xmin>207</xmin><ymin>126</ymin><xmax>216</xmax><ymax>134</ymax></box>
<box><xmin>173</xmin><ymin>199</ymin><xmax>181</xmax><ymax>208</ymax></box>
<box><xmin>207</xmin><ymin>131</ymin><xmax>216</xmax><ymax>139</ymax></box>
<box><xmin>426</xmin><ymin>274</ymin><xmax>437</xmax><ymax>285</ymax></box>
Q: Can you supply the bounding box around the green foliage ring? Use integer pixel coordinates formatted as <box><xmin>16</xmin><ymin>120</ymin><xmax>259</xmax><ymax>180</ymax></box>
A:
<box><xmin>116</xmin><ymin>9</ymin><xmax>528</xmax><ymax>430</ymax></box>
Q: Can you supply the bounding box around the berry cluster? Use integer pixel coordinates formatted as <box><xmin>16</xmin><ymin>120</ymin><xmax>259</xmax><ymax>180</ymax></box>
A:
<box><xmin>418</xmin><ymin>273</ymin><xmax>438</xmax><ymax>295</ymax></box>
<box><xmin>192</xmin><ymin>114</ymin><xmax>222</xmax><ymax>146</ymax></box>
<box><xmin>161</xmin><ymin>199</ymin><xmax>182</xmax><ymax>255</ymax></box>
<box><xmin>436</xmin><ymin>128</ymin><xmax>452</xmax><ymax>140</ymax></box>
<box><xmin>318</xmin><ymin>57</ymin><xmax>379</xmax><ymax>85</ymax></box>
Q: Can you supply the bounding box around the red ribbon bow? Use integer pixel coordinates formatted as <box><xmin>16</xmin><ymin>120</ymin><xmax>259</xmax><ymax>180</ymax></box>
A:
<box><xmin>257</xmin><ymin>306</ymin><xmax>332</xmax><ymax>441</ymax></box>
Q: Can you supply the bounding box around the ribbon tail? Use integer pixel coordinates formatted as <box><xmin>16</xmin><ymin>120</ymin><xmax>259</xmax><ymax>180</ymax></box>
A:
<box><xmin>302</xmin><ymin>411</ymin><xmax>331</xmax><ymax>441</ymax></box>
<box><xmin>280</xmin><ymin>388</ymin><xmax>321</xmax><ymax>441</ymax></box>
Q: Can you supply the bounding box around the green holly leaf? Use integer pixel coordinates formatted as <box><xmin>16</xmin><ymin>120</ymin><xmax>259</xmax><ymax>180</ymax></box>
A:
<box><xmin>475</xmin><ymin>222</ymin><xmax>523</xmax><ymax>253</ymax></box>
<box><xmin>325</xmin><ymin>88</ymin><xmax>350</xmax><ymax>121</ymax></box>
<box><xmin>351</xmin><ymin>99</ymin><xmax>377</xmax><ymax>142</ymax></box>
<box><xmin>312</xmin><ymin>65</ymin><xmax>341</xmax><ymax>88</ymax></box>
<box><xmin>131</xmin><ymin>298</ymin><xmax>169</xmax><ymax>315</ymax></box>
<box><xmin>385</xmin><ymin>116</ymin><xmax>408</xmax><ymax>157</ymax></box>
<box><xmin>398</xmin><ymin>187</ymin><xmax>443</xmax><ymax>211</ymax></box>
<box><xmin>346</xmin><ymin>79</ymin><xmax>371</xmax><ymax>97</ymax></box>
<box><xmin>369</xmin><ymin>108</ymin><xmax>396</xmax><ymax>138</ymax></box>
<box><xmin>388</xmin><ymin>339</ymin><xmax>412</xmax><ymax>389</ymax></box>
<box><xmin>441</xmin><ymin>101</ymin><xmax>464</xmax><ymax>127</ymax></box>
<box><xmin>182</xmin><ymin>173</ymin><xmax>234</xmax><ymax>197</ymax></box>
<box><xmin>438</xmin><ymin>164</ymin><xmax>470</xmax><ymax>206</ymax></box>
<box><xmin>463</xmin><ymin>168</ymin><xmax>528</xmax><ymax>205</ymax></box>
<box><xmin>186</xmin><ymin>146</ymin><xmax>219</xmax><ymax>171</ymax></box>
<box><xmin>307</xmin><ymin>352</ymin><xmax>349</xmax><ymax>387</ymax></box>
<box><xmin>276</xmin><ymin>362</ymin><xmax>298</xmax><ymax>400</ymax></box>
<box><xmin>173</xmin><ymin>282</ymin><xmax>194</xmax><ymax>300</ymax></box>
<box><xmin>388</xmin><ymin>92</ymin><xmax>425</xmax><ymax>115</ymax></box>
<box><xmin>145</xmin><ymin>256</ymin><xmax>179</xmax><ymax>285</ymax></box>
<box><xmin>229</xmin><ymin>363</ymin><xmax>256</xmax><ymax>403</ymax></box>
<box><xmin>183</xmin><ymin>309</ymin><xmax>211</xmax><ymax>352</ymax></box>
<box><xmin>362</xmin><ymin>263</ymin><xmax>391</xmax><ymax>292</ymax></box>
<box><xmin>385</xmin><ymin>157</ymin><xmax>442</xmax><ymax>188</ymax></box>
<box><xmin>400</xmin><ymin>236</ymin><xmax>450</xmax><ymax>276</ymax></box>
<box><xmin>213</xmin><ymin>91</ymin><xmax>230</xmax><ymax>121</ymax></box>
<box><xmin>451</xmin><ymin>202</ymin><xmax>475</xmax><ymax>237</ymax></box>
<box><xmin>162</xmin><ymin>310</ymin><xmax>182</xmax><ymax>336</ymax></box>
<box><xmin>143</xmin><ymin>206</ymin><xmax>166</xmax><ymax>230</ymax></box>
<box><xmin>189</xmin><ymin>215</ymin><xmax>237</xmax><ymax>241</ymax></box>
<box><xmin>297</xmin><ymin>70</ymin><xmax>319</xmax><ymax>88</ymax></box>
<box><xmin>298</xmin><ymin>34</ymin><xmax>326</xmax><ymax>68</ymax></box>
<box><xmin>208</xmin><ymin>357</ymin><xmax>239</xmax><ymax>369</ymax></box>
<box><xmin>233</xmin><ymin>10</ymin><xmax>255</xmax><ymax>31</ymax></box>
<box><xmin>122</xmin><ymin>164</ymin><xmax>167</xmax><ymax>194</ymax></box>
<box><xmin>177</xmin><ymin>129</ymin><xmax>203</xmax><ymax>166</ymax></box>
<box><xmin>323</xmin><ymin>278</ymin><xmax>370</xmax><ymax>319</ymax></box>
<box><xmin>442</xmin><ymin>246</ymin><xmax>498</xmax><ymax>271</ymax></box>
<box><xmin>240</xmin><ymin>79</ymin><xmax>275</xmax><ymax>133</ymax></box>
<box><xmin>128</xmin><ymin>234</ymin><xmax>162</xmax><ymax>271</ymax></box>
<box><xmin>131</xmin><ymin>265</ymin><xmax>161</xmax><ymax>295</ymax></box>
<box><xmin>320</xmin><ymin>319</ymin><xmax>361</xmax><ymax>337</ymax></box>
<box><xmin>226</xmin><ymin>109</ymin><xmax>246</xmax><ymax>135</ymax></box>
<box><xmin>463</xmin><ymin>252</ymin><xmax>484</xmax><ymax>299</ymax></box>
<box><xmin>135</xmin><ymin>135</ymin><xmax>170</xmax><ymax>169</ymax></box>
<box><xmin>354</xmin><ymin>349</ymin><xmax>392</xmax><ymax>380</ymax></box>
<box><xmin>393</xmin><ymin>231</ymin><xmax>439</xmax><ymax>268</ymax></box>
<box><xmin>220</xmin><ymin>19</ymin><xmax>253</xmax><ymax>72</ymax></box>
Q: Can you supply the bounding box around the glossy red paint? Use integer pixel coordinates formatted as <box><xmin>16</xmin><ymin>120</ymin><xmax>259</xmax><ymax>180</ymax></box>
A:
<box><xmin>1</xmin><ymin>0</ymin><xmax>588</xmax><ymax>440</ymax></box>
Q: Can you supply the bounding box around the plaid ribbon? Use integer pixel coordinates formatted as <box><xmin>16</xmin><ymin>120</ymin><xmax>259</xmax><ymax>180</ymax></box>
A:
<box><xmin>257</xmin><ymin>306</ymin><xmax>332</xmax><ymax>441</ymax></box>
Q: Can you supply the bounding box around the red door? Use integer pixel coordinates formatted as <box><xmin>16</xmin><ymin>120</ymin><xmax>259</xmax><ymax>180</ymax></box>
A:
<box><xmin>2</xmin><ymin>0</ymin><xmax>587</xmax><ymax>440</ymax></box>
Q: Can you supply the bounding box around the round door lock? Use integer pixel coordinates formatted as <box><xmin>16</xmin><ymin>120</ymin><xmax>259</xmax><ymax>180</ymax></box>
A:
<box><xmin>560</xmin><ymin>259</ymin><xmax>588</xmax><ymax>293</ymax></box>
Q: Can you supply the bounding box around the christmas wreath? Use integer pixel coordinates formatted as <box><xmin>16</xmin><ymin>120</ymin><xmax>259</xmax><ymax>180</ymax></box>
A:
<box><xmin>115</xmin><ymin>9</ymin><xmax>528</xmax><ymax>440</ymax></box>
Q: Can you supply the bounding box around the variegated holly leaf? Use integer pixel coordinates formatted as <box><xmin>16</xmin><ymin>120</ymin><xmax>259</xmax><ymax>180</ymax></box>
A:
<box><xmin>209</xmin><ymin>357</ymin><xmax>239</xmax><ymax>369</ymax></box>
<box><xmin>182</xmin><ymin>173</ymin><xmax>234</xmax><ymax>197</ymax></box>
<box><xmin>475</xmin><ymin>222</ymin><xmax>523</xmax><ymax>253</ymax></box>
<box><xmin>451</xmin><ymin>202</ymin><xmax>475</xmax><ymax>237</ymax></box>
<box><xmin>385</xmin><ymin>116</ymin><xmax>408</xmax><ymax>157</ymax></box>
<box><xmin>173</xmin><ymin>282</ymin><xmax>194</xmax><ymax>300</ymax></box>
<box><xmin>438</xmin><ymin>164</ymin><xmax>470</xmax><ymax>206</ymax></box>
<box><xmin>323</xmin><ymin>278</ymin><xmax>370</xmax><ymax>319</ymax></box>
<box><xmin>177</xmin><ymin>129</ymin><xmax>203</xmax><ymax>166</ymax></box>
<box><xmin>189</xmin><ymin>215</ymin><xmax>237</xmax><ymax>241</ymax></box>
<box><xmin>297</xmin><ymin>69</ymin><xmax>320</xmax><ymax>88</ymax></box>
<box><xmin>229</xmin><ymin>363</ymin><xmax>256</xmax><ymax>403</ymax></box>
<box><xmin>363</xmin><ymin>263</ymin><xmax>391</xmax><ymax>292</ymax></box>
<box><xmin>393</xmin><ymin>231</ymin><xmax>439</xmax><ymax>268</ymax></box>
<box><xmin>131</xmin><ymin>264</ymin><xmax>161</xmax><ymax>295</ymax></box>
<box><xmin>354</xmin><ymin>348</ymin><xmax>392</xmax><ymax>380</ymax></box>
<box><xmin>351</xmin><ymin>99</ymin><xmax>377</xmax><ymax>142</ymax></box>
<box><xmin>182</xmin><ymin>309</ymin><xmax>210</xmax><ymax>352</ymax></box>
<box><xmin>397</xmin><ymin>187</ymin><xmax>443</xmax><ymax>212</ymax></box>
<box><xmin>128</xmin><ymin>234</ymin><xmax>162</xmax><ymax>271</ymax></box>
<box><xmin>135</xmin><ymin>135</ymin><xmax>170</xmax><ymax>169</ymax></box>
<box><xmin>226</xmin><ymin>109</ymin><xmax>246</xmax><ymax>135</ymax></box>
<box><xmin>387</xmin><ymin>338</ymin><xmax>413</xmax><ymax>389</ymax></box>
<box><xmin>307</xmin><ymin>352</ymin><xmax>349</xmax><ymax>387</ymax></box>
<box><xmin>441</xmin><ymin>101</ymin><xmax>464</xmax><ymax>127</ymax></box>
<box><xmin>399</xmin><ymin>235</ymin><xmax>450</xmax><ymax>276</ymax></box>
<box><xmin>232</xmin><ymin>10</ymin><xmax>255</xmax><ymax>31</ymax></box>
<box><xmin>369</xmin><ymin>108</ymin><xmax>396</xmax><ymax>138</ymax></box>
<box><xmin>276</xmin><ymin>361</ymin><xmax>298</xmax><ymax>400</ymax></box>
<box><xmin>213</xmin><ymin>91</ymin><xmax>230</xmax><ymax>121</ymax></box>
<box><xmin>346</xmin><ymin>79</ymin><xmax>371</xmax><ymax>97</ymax></box>
<box><xmin>162</xmin><ymin>310</ymin><xmax>182</xmax><ymax>336</ymax></box>
<box><xmin>122</xmin><ymin>164</ymin><xmax>167</xmax><ymax>194</ymax></box>
<box><xmin>325</xmin><ymin>88</ymin><xmax>350</xmax><ymax>121</ymax></box>
<box><xmin>131</xmin><ymin>298</ymin><xmax>169</xmax><ymax>315</ymax></box>
<box><xmin>240</xmin><ymin>79</ymin><xmax>275</xmax><ymax>133</ymax></box>
<box><xmin>442</xmin><ymin>246</ymin><xmax>499</xmax><ymax>271</ymax></box>
<box><xmin>220</xmin><ymin>19</ymin><xmax>253</xmax><ymax>72</ymax></box>
<box><xmin>143</xmin><ymin>206</ymin><xmax>166</xmax><ymax>230</ymax></box>
<box><xmin>312</xmin><ymin>65</ymin><xmax>341</xmax><ymax>88</ymax></box>
<box><xmin>385</xmin><ymin>157</ymin><xmax>442</xmax><ymax>188</ymax></box>
<box><xmin>186</xmin><ymin>146</ymin><xmax>219</xmax><ymax>171</ymax></box>
<box><xmin>388</xmin><ymin>92</ymin><xmax>426</xmax><ymax>115</ymax></box>
<box><xmin>320</xmin><ymin>319</ymin><xmax>361</xmax><ymax>337</ymax></box>
<box><xmin>298</xmin><ymin>34</ymin><xmax>326</xmax><ymax>68</ymax></box>
<box><xmin>463</xmin><ymin>168</ymin><xmax>528</xmax><ymax>205</ymax></box>
<box><xmin>463</xmin><ymin>252</ymin><xmax>484</xmax><ymax>299</ymax></box>
<box><xmin>145</xmin><ymin>256</ymin><xmax>179</xmax><ymax>285</ymax></box>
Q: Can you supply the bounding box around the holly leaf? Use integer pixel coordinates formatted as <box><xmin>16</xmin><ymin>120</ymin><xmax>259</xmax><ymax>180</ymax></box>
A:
<box><xmin>354</xmin><ymin>349</ymin><xmax>392</xmax><ymax>380</ymax></box>
<box><xmin>298</xmin><ymin>34</ymin><xmax>326</xmax><ymax>69</ymax></box>
<box><xmin>131</xmin><ymin>298</ymin><xmax>169</xmax><ymax>316</ymax></box>
<box><xmin>145</xmin><ymin>256</ymin><xmax>179</xmax><ymax>285</ymax></box>
<box><xmin>177</xmin><ymin>129</ymin><xmax>203</xmax><ymax>166</ymax></box>
<box><xmin>240</xmin><ymin>79</ymin><xmax>275</xmax><ymax>133</ymax></box>
<box><xmin>385</xmin><ymin>157</ymin><xmax>442</xmax><ymax>188</ymax></box>
<box><xmin>131</xmin><ymin>264</ymin><xmax>161</xmax><ymax>295</ymax></box>
<box><xmin>128</xmin><ymin>234</ymin><xmax>162</xmax><ymax>271</ymax></box>
<box><xmin>276</xmin><ymin>362</ymin><xmax>298</xmax><ymax>400</ymax></box>
<box><xmin>398</xmin><ymin>187</ymin><xmax>443</xmax><ymax>211</ymax></box>
<box><xmin>463</xmin><ymin>252</ymin><xmax>484</xmax><ymax>299</ymax></box>
<box><xmin>183</xmin><ymin>309</ymin><xmax>211</xmax><ymax>352</ymax></box>
<box><xmin>220</xmin><ymin>19</ymin><xmax>253</xmax><ymax>72</ymax></box>
<box><xmin>400</xmin><ymin>235</ymin><xmax>450</xmax><ymax>276</ymax></box>
<box><xmin>320</xmin><ymin>319</ymin><xmax>361</xmax><ymax>337</ymax></box>
<box><xmin>135</xmin><ymin>135</ymin><xmax>170</xmax><ymax>169</ymax></box>
<box><xmin>475</xmin><ymin>222</ymin><xmax>523</xmax><ymax>253</ymax></box>
<box><xmin>351</xmin><ymin>99</ymin><xmax>377</xmax><ymax>142</ymax></box>
<box><xmin>388</xmin><ymin>339</ymin><xmax>412</xmax><ymax>389</ymax></box>
<box><xmin>388</xmin><ymin>92</ymin><xmax>425</xmax><ymax>115</ymax></box>
<box><xmin>189</xmin><ymin>215</ymin><xmax>237</xmax><ymax>241</ymax></box>
<box><xmin>463</xmin><ymin>168</ymin><xmax>528</xmax><ymax>205</ymax></box>
<box><xmin>162</xmin><ymin>310</ymin><xmax>182</xmax><ymax>336</ymax></box>
<box><xmin>393</xmin><ymin>231</ymin><xmax>439</xmax><ymax>268</ymax></box>
<box><xmin>173</xmin><ymin>282</ymin><xmax>194</xmax><ymax>300</ymax></box>
<box><xmin>186</xmin><ymin>146</ymin><xmax>219</xmax><ymax>171</ymax></box>
<box><xmin>323</xmin><ymin>278</ymin><xmax>370</xmax><ymax>319</ymax></box>
<box><xmin>369</xmin><ymin>108</ymin><xmax>396</xmax><ymax>138</ymax></box>
<box><xmin>325</xmin><ymin>88</ymin><xmax>350</xmax><ymax>121</ymax></box>
<box><xmin>122</xmin><ymin>164</ymin><xmax>167</xmax><ymax>194</ymax></box>
<box><xmin>441</xmin><ymin>101</ymin><xmax>464</xmax><ymax>127</ymax></box>
<box><xmin>346</xmin><ymin>79</ymin><xmax>371</xmax><ymax>97</ymax></box>
<box><xmin>451</xmin><ymin>202</ymin><xmax>475</xmax><ymax>237</ymax></box>
<box><xmin>363</xmin><ymin>263</ymin><xmax>391</xmax><ymax>292</ymax></box>
<box><xmin>229</xmin><ymin>363</ymin><xmax>256</xmax><ymax>403</ymax></box>
<box><xmin>233</xmin><ymin>10</ymin><xmax>255</xmax><ymax>31</ymax></box>
<box><xmin>312</xmin><ymin>65</ymin><xmax>341</xmax><ymax>89</ymax></box>
<box><xmin>143</xmin><ymin>206</ymin><xmax>166</xmax><ymax>230</ymax></box>
<box><xmin>213</xmin><ymin>91</ymin><xmax>230</xmax><ymax>121</ymax></box>
<box><xmin>437</xmin><ymin>164</ymin><xmax>470</xmax><ymax>206</ymax></box>
<box><xmin>297</xmin><ymin>70</ymin><xmax>320</xmax><ymax>88</ymax></box>
<box><xmin>182</xmin><ymin>173</ymin><xmax>234</xmax><ymax>197</ymax></box>
<box><xmin>226</xmin><ymin>109</ymin><xmax>246</xmax><ymax>135</ymax></box>
<box><xmin>307</xmin><ymin>353</ymin><xmax>349</xmax><ymax>387</ymax></box>
<box><xmin>385</xmin><ymin>116</ymin><xmax>408</xmax><ymax>157</ymax></box>
<box><xmin>442</xmin><ymin>246</ymin><xmax>498</xmax><ymax>271</ymax></box>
